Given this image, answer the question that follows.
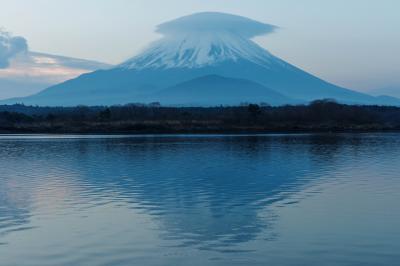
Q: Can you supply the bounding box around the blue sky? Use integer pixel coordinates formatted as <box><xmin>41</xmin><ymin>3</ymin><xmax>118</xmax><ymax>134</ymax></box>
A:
<box><xmin>0</xmin><ymin>0</ymin><xmax>399</xmax><ymax>90</ymax></box>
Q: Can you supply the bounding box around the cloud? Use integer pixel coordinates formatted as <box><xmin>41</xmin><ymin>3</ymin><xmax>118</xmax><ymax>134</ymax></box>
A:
<box><xmin>0</xmin><ymin>30</ymin><xmax>28</xmax><ymax>69</ymax></box>
<box><xmin>156</xmin><ymin>12</ymin><xmax>278</xmax><ymax>39</ymax></box>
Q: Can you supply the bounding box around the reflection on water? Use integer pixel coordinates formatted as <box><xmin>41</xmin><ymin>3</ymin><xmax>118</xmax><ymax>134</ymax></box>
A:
<box><xmin>0</xmin><ymin>134</ymin><xmax>399</xmax><ymax>265</ymax></box>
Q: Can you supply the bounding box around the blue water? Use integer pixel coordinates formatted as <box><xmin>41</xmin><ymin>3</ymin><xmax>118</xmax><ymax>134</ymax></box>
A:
<box><xmin>0</xmin><ymin>134</ymin><xmax>399</xmax><ymax>265</ymax></box>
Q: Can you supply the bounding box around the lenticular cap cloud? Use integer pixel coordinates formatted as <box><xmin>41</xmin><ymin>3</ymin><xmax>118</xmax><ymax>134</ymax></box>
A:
<box><xmin>156</xmin><ymin>12</ymin><xmax>278</xmax><ymax>39</ymax></box>
<box><xmin>0</xmin><ymin>30</ymin><xmax>28</xmax><ymax>68</ymax></box>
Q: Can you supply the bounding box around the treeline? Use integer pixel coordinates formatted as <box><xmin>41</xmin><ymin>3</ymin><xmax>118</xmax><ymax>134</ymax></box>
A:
<box><xmin>1</xmin><ymin>100</ymin><xmax>400</xmax><ymax>133</ymax></box>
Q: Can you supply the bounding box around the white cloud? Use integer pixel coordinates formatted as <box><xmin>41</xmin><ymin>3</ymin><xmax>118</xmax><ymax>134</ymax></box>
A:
<box><xmin>156</xmin><ymin>12</ymin><xmax>277</xmax><ymax>39</ymax></box>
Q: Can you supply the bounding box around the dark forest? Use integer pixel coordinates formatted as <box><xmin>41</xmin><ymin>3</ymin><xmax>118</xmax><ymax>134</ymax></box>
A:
<box><xmin>1</xmin><ymin>100</ymin><xmax>400</xmax><ymax>133</ymax></box>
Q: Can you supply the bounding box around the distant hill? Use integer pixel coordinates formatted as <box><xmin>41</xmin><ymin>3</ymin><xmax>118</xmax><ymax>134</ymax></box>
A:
<box><xmin>369</xmin><ymin>86</ymin><xmax>400</xmax><ymax>99</ymax></box>
<box><xmin>154</xmin><ymin>75</ymin><xmax>297</xmax><ymax>106</ymax></box>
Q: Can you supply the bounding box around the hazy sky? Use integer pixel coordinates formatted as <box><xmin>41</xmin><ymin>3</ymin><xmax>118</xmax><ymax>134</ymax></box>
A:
<box><xmin>1</xmin><ymin>0</ymin><xmax>399</xmax><ymax>91</ymax></box>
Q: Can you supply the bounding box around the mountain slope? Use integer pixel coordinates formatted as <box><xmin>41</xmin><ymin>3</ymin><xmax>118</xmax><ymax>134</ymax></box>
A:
<box><xmin>2</xmin><ymin>12</ymin><xmax>399</xmax><ymax>106</ymax></box>
<box><xmin>0</xmin><ymin>51</ymin><xmax>111</xmax><ymax>99</ymax></box>
<box><xmin>7</xmin><ymin>57</ymin><xmax>391</xmax><ymax>107</ymax></box>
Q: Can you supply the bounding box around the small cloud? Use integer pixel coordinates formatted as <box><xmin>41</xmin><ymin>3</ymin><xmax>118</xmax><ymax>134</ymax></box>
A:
<box><xmin>0</xmin><ymin>29</ymin><xmax>28</xmax><ymax>69</ymax></box>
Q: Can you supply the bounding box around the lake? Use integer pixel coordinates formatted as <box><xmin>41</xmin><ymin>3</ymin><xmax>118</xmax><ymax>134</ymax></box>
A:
<box><xmin>0</xmin><ymin>134</ymin><xmax>399</xmax><ymax>265</ymax></box>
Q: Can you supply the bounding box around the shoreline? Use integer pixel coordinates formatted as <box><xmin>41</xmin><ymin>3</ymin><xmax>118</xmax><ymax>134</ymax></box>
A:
<box><xmin>1</xmin><ymin>127</ymin><xmax>400</xmax><ymax>135</ymax></box>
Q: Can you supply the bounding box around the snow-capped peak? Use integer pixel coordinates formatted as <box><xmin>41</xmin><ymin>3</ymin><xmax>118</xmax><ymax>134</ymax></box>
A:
<box><xmin>119</xmin><ymin>12</ymin><xmax>277</xmax><ymax>70</ymax></box>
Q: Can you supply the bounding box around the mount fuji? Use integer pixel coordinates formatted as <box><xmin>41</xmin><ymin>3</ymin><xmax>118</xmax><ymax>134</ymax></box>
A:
<box><xmin>3</xmin><ymin>12</ymin><xmax>399</xmax><ymax>106</ymax></box>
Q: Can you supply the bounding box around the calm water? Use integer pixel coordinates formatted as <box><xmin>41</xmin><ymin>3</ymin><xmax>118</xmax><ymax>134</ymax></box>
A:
<box><xmin>0</xmin><ymin>134</ymin><xmax>399</xmax><ymax>266</ymax></box>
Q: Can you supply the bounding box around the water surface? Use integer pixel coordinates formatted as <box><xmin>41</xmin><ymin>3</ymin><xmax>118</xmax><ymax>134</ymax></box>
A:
<box><xmin>0</xmin><ymin>134</ymin><xmax>399</xmax><ymax>265</ymax></box>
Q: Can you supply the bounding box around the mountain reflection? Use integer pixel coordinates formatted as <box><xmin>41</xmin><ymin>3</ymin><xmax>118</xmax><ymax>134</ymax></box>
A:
<box><xmin>0</xmin><ymin>134</ymin><xmax>365</xmax><ymax>249</ymax></box>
